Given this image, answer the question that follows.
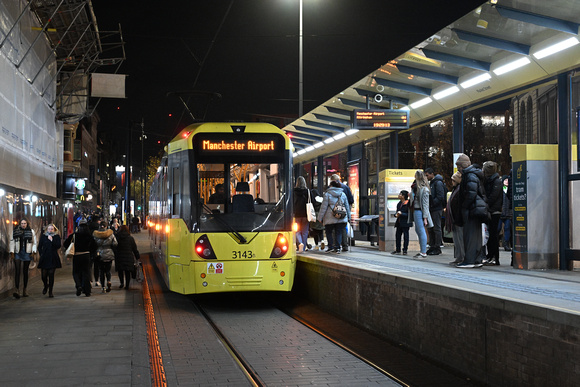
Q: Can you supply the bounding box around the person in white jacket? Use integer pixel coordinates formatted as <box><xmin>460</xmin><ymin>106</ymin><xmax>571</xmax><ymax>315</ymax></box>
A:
<box><xmin>9</xmin><ymin>218</ymin><xmax>37</xmax><ymax>298</ymax></box>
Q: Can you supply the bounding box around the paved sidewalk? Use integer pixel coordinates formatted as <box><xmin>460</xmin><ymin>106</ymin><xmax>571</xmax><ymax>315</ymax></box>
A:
<box><xmin>0</xmin><ymin>242</ymin><xmax>150</xmax><ymax>387</ymax></box>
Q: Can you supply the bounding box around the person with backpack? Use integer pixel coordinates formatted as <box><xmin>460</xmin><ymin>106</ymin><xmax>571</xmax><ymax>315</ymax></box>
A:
<box><xmin>317</xmin><ymin>180</ymin><xmax>351</xmax><ymax>253</ymax></box>
<box><xmin>425</xmin><ymin>167</ymin><xmax>447</xmax><ymax>255</ymax></box>
<box><xmin>455</xmin><ymin>154</ymin><xmax>487</xmax><ymax>268</ymax></box>
<box><xmin>330</xmin><ymin>174</ymin><xmax>354</xmax><ymax>252</ymax></box>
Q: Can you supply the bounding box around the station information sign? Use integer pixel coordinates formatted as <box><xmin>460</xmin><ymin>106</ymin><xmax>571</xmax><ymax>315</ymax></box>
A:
<box><xmin>352</xmin><ymin>109</ymin><xmax>409</xmax><ymax>130</ymax></box>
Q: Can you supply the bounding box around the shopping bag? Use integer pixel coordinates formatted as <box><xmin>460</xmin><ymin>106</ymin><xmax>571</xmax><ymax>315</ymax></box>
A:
<box><xmin>347</xmin><ymin>222</ymin><xmax>354</xmax><ymax>238</ymax></box>
<box><xmin>65</xmin><ymin>235</ymin><xmax>75</xmax><ymax>258</ymax></box>
<box><xmin>306</xmin><ymin>190</ymin><xmax>316</xmax><ymax>222</ymax></box>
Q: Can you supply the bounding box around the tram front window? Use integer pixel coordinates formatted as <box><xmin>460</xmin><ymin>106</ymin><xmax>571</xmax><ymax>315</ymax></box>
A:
<box><xmin>196</xmin><ymin>163</ymin><xmax>287</xmax><ymax>232</ymax></box>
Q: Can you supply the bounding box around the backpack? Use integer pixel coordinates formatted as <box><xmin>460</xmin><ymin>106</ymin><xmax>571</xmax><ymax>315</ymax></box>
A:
<box><xmin>331</xmin><ymin>196</ymin><xmax>347</xmax><ymax>219</ymax></box>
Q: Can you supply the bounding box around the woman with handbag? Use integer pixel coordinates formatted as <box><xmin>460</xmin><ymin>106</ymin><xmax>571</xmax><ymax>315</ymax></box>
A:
<box><xmin>410</xmin><ymin>170</ymin><xmax>433</xmax><ymax>260</ymax></box>
<box><xmin>9</xmin><ymin>218</ymin><xmax>38</xmax><ymax>298</ymax></box>
<box><xmin>293</xmin><ymin>176</ymin><xmax>311</xmax><ymax>252</ymax></box>
<box><xmin>63</xmin><ymin>218</ymin><xmax>97</xmax><ymax>296</ymax></box>
<box><xmin>37</xmin><ymin>224</ymin><xmax>62</xmax><ymax>297</ymax></box>
<box><xmin>113</xmin><ymin>225</ymin><xmax>140</xmax><ymax>290</ymax></box>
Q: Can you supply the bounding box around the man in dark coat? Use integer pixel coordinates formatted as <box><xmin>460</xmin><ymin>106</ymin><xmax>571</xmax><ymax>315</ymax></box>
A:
<box><xmin>425</xmin><ymin>167</ymin><xmax>446</xmax><ymax>255</ymax></box>
<box><xmin>455</xmin><ymin>154</ymin><xmax>486</xmax><ymax>268</ymax></box>
<box><xmin>114</xmin><ymin>225</ymin><xmax>140</xmax><ymax>289</ymax></box>
<box><xmin>482</xmin><ymin>161</ymin><xmax>503</xmax><ymax>265</ymax></box>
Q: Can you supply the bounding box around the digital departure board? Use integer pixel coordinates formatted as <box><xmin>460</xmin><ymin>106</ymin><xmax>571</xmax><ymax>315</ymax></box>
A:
<box><xmin>352</xmin><ymin>109</ymin><xmax>409</xmax><ymax>130</ymax></box>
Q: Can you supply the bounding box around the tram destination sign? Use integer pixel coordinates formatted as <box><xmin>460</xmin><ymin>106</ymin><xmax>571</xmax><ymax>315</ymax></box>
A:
<box><xmin>194</xmin><ymin>133</ymin><xmax>286</xmax><ymax>162</ymax></box>
<box><xmin>352</xmin><ymin>109</ymin><xmax>409</xmax><ymax>130</ymax></box>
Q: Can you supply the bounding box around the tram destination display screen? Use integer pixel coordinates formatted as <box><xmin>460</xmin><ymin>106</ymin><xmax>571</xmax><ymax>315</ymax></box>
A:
<box><xmin>352</xmin><ymin>109</ymin><xmax>409</xmax><ymax>130</ymax></box>
<box><xmin>193</xmin><ymin>133</ymin><xmax>286</xmax><ymax>163</ymax></box>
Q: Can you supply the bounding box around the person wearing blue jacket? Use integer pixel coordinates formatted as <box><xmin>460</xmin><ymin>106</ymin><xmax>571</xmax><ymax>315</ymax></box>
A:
<box><xmin>392</xmin><ymin>190</ymin><xmax>412</xmax><ymax>255</ymax></box>
<box><xmin>317</xmin><ymin>180</ymin><xmax>351</xmax><ymax>253</ymax></box>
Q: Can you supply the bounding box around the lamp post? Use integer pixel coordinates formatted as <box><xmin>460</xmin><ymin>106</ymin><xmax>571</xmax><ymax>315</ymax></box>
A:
<box><xmin>299</xmin><ymin>0</ymin><xmax>303</xmax><ymax>118</ymax></box>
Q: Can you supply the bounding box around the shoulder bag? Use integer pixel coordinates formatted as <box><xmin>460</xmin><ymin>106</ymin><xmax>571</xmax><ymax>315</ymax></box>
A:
<box><xmin>306</xmin><ymin>190</ymin><xmax>316</xmax><ymax>222</ymax></box>
<box><xmin>65</xmin><ymin>234</ymin><xmax>75</xmax><ymax>259</ymax></box>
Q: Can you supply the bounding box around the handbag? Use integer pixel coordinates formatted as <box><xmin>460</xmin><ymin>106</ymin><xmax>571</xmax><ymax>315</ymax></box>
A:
<box><xmin>306</xmin><ymin>190</ymin><xmax>316</xmax><ymax>222</ymax></box>
<box><xmin>331</xmin><ymin>195</ymin><xmax>347</xmax><ymax>219</ymax></box>
<box><xmin>65</xmin><ymin>234</ymin><xmax>75</xmax><ymax>258</ymax></box>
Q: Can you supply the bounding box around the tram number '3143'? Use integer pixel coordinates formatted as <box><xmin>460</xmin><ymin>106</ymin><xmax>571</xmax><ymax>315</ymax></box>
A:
<box><xmin>232</xmin><ymin>250</ymin><xmax>255</xmax><ymax>259</ymax></box>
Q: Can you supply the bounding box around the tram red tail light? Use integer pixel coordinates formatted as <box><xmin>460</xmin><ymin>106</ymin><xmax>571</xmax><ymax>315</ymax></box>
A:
<box><xmin>270</xmin><ymin>233</ymin><xmax>289</xmax><ymax>258</ymax></box>
<box><xmin>195</xmin><ymin>234</ymin><xmax>216</xmax><ymax>259</ymax></box>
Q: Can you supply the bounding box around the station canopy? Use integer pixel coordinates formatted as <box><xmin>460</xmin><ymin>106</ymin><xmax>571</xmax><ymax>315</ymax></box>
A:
<box><xmin>286</xmin><ymin>0</ymin><xmax>580</xmax><ymax>162</ymax></box>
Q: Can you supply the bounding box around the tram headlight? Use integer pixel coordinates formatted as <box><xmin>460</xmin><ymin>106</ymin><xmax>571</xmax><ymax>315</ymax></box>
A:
<box><xmin>270</xmin><ymin>233</ymin><xmax>289</xmax><ymax>258</ymax></box>
<box><xmin>195</xmin><ymin>234</ymin><xmax>217</xmax><ymax>259</ymax></box>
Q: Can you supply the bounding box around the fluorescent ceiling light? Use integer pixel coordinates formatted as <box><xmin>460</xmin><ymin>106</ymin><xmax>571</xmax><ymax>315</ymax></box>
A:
<box><xmin>313</xmin><ymin>142</ymin><xmax>324</xmax><ymax>148</ymax></box>
<box><xmin>345</xmin><ymin>129</ymin><xmax>359</xmax><ymax>136</ymax></box>
<box><xmin>409</xmin><ymin>97</ymin><xmax>432</xmax><ymax>109</ymax></box>
<box><xmin>297</xmin><ymin>149</ymin><xmax>306</xmax><ymax>155</ymax></box>
<box><xmin>493</xmin><ymin>57</ymin><xmax>530</xmax><ymax>75</ymax></box>
<box><xmin>433</xmin><ymin>86</ymin><xmax>459</xmax><ymax>100</ymax></box>
<box><xmin>293</xmin><ymin>152</ymin><xmax>298</xmax><ymax>157</ymax></box>
<box><xmin>324</xmin><ymin>138</ymin><xmax>335</xmax><ymax>144</ymax></box>
<box><xmin>460</xmin><ymin>73</ymin><xmax>491</xmax><ymax>89</ymax></box>
<box><xmin>533</xmin><ymin>37</ymin><xmax>579</xmax><ymax>59</ymax></box>
<box><xmin>333</xmin><ymin>133</ymin><xmax>346</xmax><ymax>140</ymax></box>
<box><xmin>304</xmin><ymin>146</ymin><xmax>315</xmax><ymax>152</ymax></box>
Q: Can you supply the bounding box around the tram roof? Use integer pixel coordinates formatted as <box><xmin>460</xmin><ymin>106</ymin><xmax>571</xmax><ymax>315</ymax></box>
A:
<box><xmin>288</xmin><ymin>0</ymin><xmax>580</xmax><ymax>163</ymax></box>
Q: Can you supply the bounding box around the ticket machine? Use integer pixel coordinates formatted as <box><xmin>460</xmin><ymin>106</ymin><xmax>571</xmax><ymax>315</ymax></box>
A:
<box><xmin>378</xmin><ymin>169</ymin><xmax>418</xmax><ymax>252</ymax></box>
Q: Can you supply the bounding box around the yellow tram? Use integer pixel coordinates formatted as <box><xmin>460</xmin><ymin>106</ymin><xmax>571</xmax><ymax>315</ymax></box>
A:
<box><xmin>148</xmin><ymin>122</ymin><xmax>296</xmax><ymax>294</ymax></box>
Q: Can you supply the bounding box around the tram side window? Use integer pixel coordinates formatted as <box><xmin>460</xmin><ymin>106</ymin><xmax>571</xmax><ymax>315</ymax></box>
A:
<box><xmin>172</xmin><ymin>167</ymin><xmax>180</xmax><ymax>216</ymax></box>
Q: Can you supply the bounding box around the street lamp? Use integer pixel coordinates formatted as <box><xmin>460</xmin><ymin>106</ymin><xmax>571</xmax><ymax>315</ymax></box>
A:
<box><xmin>299</xmin><ymin>0</ymin><xmax>303</xmax><ymax>118</ymax></box>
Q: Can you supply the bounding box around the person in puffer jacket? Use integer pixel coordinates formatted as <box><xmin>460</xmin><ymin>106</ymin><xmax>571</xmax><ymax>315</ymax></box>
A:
<box><xmin>455</xmin><ymin>154</ymin><xmax>486</xmax><ymax>268</ymax></box>
<box><xmin>317</xmin><ymin>180</ymin><xmax>351</xmax><ymax>253</ymax></box>
<box><xmin>93</xmin><ymin>221</ymin><xmax>118</xmax><ymax>293</ymax></box>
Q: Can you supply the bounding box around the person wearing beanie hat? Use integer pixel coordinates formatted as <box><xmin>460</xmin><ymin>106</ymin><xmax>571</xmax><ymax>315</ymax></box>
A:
<box><xmin>446</xmin><ymin>171</ymin><xmax>464</xmax><ymax>265</ymax></box>
<box><xmin>455</xmin><ymin>154</ymin><xmax>471</xmax><ymax>171</ymax></box>
<box><xmin>456</xmin><ymin>156</ymin><xmax>486</xmax><ymax>268</ymax></box>
<box><xmin>482</xmin><ymin>161</ymin><xmax>503</xmax><ymax>266</ymax></box>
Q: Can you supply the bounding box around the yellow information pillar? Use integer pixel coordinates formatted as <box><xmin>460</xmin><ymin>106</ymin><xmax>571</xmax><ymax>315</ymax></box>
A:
<box><xmin>511</xmin><ymin>144</ymin><xmax>559</xmax><ymax>269</ymax></box>
<box><xmin>378</xmin><ymin>169</ymin><xmax>418</xmax><ymax>252</ymax></box>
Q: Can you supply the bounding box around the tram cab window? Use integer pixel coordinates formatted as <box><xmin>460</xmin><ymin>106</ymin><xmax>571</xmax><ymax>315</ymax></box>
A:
<box><xmin>196</xmin><ymin>162</ymin><xmax>288</xmax><ymax>232</ymax></box>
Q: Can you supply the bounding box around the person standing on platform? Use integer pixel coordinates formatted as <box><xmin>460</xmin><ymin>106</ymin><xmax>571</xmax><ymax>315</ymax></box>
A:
<box><xmin>446</xmin><ymin>172</ymin><xmax>465</xmax><ymax>265</ymax></box>
<box><xmin>455</xmin><ymin>154</ymin><xmax>486</xmax><ymax>268</ymax></box>
<box><xmin>93</xmin><ymin>221</ymin><xmax>118</xmax><ymax>293</ymax></box>
<box><xmin>114</xmin><ymin>225</ymin><xmax>140</xmax><ymax>290</ymax></box>
<box><xmin>63</xmin><ymin>218</ymin><xmax>97</xmax><ymax>296</ymax></box>
<box><xmin>318</xmin><ymin>180</ymin><xmax>350</xmax><ymax>253</ymax></box>
<box><xmin>37</xmin><ymin>224</ymin><xmax>62</xmax><ymax>297</ymax></box>
<box><xmin>425</xmin><ymin>167</ymin><xmax>446</xmax><ymax>255</ymax></box>
<box><xmin>392</xmin><ymin>190</ymin><xmax>411</xmax><ymax>255</ymax></box>
<box><xmin>309</xmin><ymin>188</ymin><xmax>325</xmax><ymax>251</ymax></box>
<box><xmin>410</xmin><ymin>170</ymin><xmax>433</xmax><ymax>260</ymax></box>
<box><xmin>293</xmin><ymin>176</ymin><xmax>310</xmax><ymax>252</ymax></box>
<box><xmin>482</xmin><ymin>161</ymin><xmax>503</xmax><ymax>265</ymax></box>
<box><xmin>9</xmin><ymin>218</ymin><xmax>37</xmax><ymax>298</ymax></box>
<box><xmin>498</xmin><ymin>172</ymin><xmax>512</xmax><ymax>251</ymax></box>
<box><xmin>330</xmin><ymin>174</ymin><xmax>354</xmax><ymax>252</ymax></box>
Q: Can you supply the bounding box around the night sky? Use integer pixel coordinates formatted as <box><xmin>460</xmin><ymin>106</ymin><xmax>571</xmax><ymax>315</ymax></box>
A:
<box><xmin>93</xmin><ymin>0</ymin><xmax>486</xmax><ymax>155</ymax></box>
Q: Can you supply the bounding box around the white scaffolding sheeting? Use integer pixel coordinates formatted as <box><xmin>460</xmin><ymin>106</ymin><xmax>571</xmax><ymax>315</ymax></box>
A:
<box><xmin>0</xmin><ymin>0</ymin><xmax>60</xmax><ymax>196</ymax></box>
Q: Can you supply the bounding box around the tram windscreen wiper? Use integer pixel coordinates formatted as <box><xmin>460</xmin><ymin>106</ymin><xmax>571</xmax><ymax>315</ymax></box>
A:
<box><xmin>200</xmin><ymin>202</ymin><xmax>247</xmax><ymax>244</ymax></box>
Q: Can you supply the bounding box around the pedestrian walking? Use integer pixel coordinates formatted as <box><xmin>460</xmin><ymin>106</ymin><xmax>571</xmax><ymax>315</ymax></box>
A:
<box><xmin>93</xmin><ymin>221</ymin><xmax>118</xmax><ymax>293</ymax></box>
<box><xmin>37</xmin><ymin>224</ymin><xmax>62</xmax><ymax>297</ymax></box>
<box><xmin>9</xmin><ymin>218</ymin><xmax>37</xmax><ymax>298</ymax></box>
<box><xmin>63</xmin><ymin>218</ymin><xmax>97</xmax><ymax>296</ymax></box>
<box><xmin>114</xmin><ymin>225</ymin><xmax>140</xmax><ymax>290</ymax></box>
